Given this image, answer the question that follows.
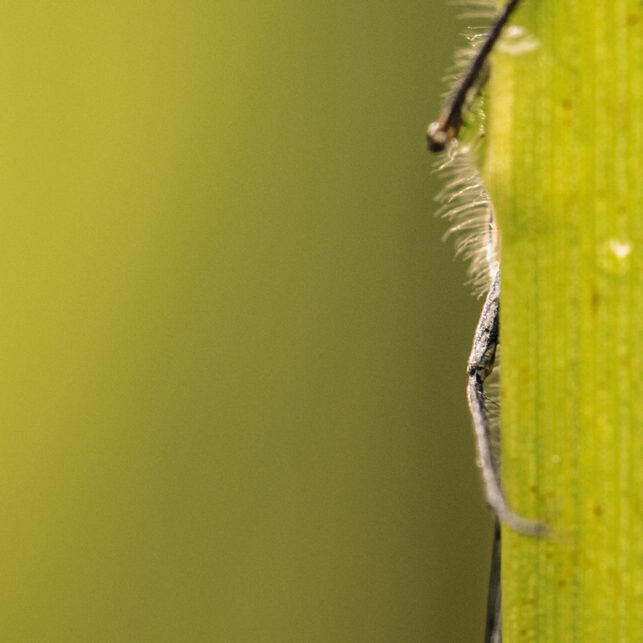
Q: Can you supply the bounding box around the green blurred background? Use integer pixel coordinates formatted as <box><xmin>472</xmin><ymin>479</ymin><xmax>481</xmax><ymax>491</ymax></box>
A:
<box><xmin>0</xmin><ymin>2</ymin><xmax>494</xmax><ymax>641</ymax></box>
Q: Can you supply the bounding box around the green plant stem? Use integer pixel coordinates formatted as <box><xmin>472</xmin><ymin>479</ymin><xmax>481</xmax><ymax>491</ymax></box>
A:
<box><xmin>483</xmin><ymin>1</ymin><xmax>642</xmax><ymax>640</ymax></box>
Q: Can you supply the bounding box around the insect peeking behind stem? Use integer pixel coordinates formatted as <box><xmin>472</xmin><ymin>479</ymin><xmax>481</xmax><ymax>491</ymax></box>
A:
<box><xmin>428</xmin><ymin>0</ymin><xmax>545</xmax><ymax>537</ymax></box>
<box><xmin>427</xmin><ymin>1</ymin><xmax>546</xmax><ymax>640</ymax></box>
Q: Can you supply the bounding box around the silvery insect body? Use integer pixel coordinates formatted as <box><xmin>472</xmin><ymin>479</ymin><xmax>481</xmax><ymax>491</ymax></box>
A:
<box><xmin>429</xmin><ymin>0</ymin><xmax>544</xmax><ymax>535</ymax></box>
<box><xmin>427</xmin><ymin>1</ymin><xmax>545</xmax><ymax>640</ymax></box>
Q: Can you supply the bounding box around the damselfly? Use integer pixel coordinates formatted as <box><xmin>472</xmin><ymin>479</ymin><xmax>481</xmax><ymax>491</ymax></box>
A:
<box><xmin>427</xmin><ymin>1</ymin><xmax>546</xmax><ymax>640</ymax></box>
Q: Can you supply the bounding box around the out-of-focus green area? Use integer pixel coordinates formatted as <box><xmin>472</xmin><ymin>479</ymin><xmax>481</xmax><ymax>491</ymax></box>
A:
<box><xmin>0</xmin><ymin>2</ymin><xmax>492</xmax><ymax>641</ymax></box>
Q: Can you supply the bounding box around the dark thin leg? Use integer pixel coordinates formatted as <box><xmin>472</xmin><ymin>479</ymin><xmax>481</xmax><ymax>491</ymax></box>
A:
<box><xmin>484</xmin><ymin>520</ymin><xmax>502</xmax><ymax>643</ymax></box>
<box><xmin>427</xmin><ymin>0</ymin><xmax>524</xmax><ymax>152</ymax></box>
<box><xmin>466</xmin><ymin>270</ymin><xmax>545</xmax><ymax>535</ymax></box>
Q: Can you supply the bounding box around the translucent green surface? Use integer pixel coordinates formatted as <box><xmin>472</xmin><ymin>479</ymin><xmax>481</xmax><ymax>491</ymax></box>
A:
<box><xmin>484</xmin><ymin>1</ymin><xmax>643</xmax><ymax>639</ymax></box>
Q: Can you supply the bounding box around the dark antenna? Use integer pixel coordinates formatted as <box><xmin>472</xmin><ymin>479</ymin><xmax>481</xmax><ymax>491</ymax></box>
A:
<box><xmin>427</xmin><ymin>0</ymin><xmax>524</xmax><ymax>152</ymax></box>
